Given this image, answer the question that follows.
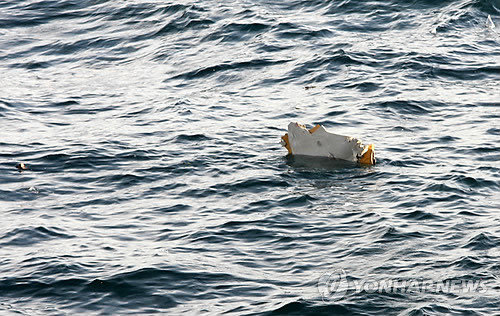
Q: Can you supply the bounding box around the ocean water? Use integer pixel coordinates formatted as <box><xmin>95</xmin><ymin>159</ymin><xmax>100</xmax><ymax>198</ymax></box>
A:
<box><xmin>1</xmin><ymin>0</ymin><xmax>500</xmax><ymax>315</ymax></box>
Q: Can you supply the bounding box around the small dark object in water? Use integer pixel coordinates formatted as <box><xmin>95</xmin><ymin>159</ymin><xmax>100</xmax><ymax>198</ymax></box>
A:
<box><xmin>16</xmin><ymin>163</ymin><xmax>28</xmax><ymax>170</ymax></box>
<box><xmin>304</xmin><ymin>85</ymin><xmax>317</xmax><ymax>90</ymax></box>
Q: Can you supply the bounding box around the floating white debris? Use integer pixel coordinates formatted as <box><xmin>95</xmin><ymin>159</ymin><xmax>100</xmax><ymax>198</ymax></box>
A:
<box><xmin>28</xmin><ymin>186</ymin><xmax>39</xmax><ymax>194</ymax></box>
<box><xmin>281</xmin><ymin>122</ymin><xmax>375</xmax><ymax>165</ymax></box>
<box><xmin>16</xmin><ymin>162</ymin><xmax>28</xmax><ymax>170</ymax></box>
<box><xmin>487</xmin><ymin>15</ymin><xmax>495</xmax><ymax>29</ymax></box>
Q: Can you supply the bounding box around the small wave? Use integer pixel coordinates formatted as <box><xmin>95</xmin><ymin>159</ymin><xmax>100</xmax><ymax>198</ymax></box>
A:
<box><xmin>407</xmin><ymin>304</ymin><xmax>452</xmax><ymax>316</ymax></box>
<box><xmin>395</xmin><ymin>210</ymin><xmax>442</xmax><ymax>221</ymax></box>
<box><xmin>432</xmin><ymin>65</ymin><xmax>500</xmax><ymax>81</ymax></box>
<box><xmin>259</xmin><ymin>299</ymin><xmax>355</xmax><ymax>316</ymax></box>
<box><xmin>376</xmin><ymin>226</ymin><xmax>428</xmax><ymax>243</ymax></box>
<box><xmin>32</xmin><ymin>152</ymin><xmax>117</xmax><ymax>171</ymax></box>
<box><xmin>174</xmin><ymin>134</ymin><xmax>212</xmax><ymax>143</ymax></box>
<box><xmin>464</xmin><ymin>232</ymin><xmax>500</xmax><ymax>250</ymax></box>
<box><xmin>1</xmin><ymin>0</ymin><xmax>500</xmax><ymax>314</ymax></box>
<box><xmin>169</xmin><ymin>58</ymin><xmax>289</xmax><ymax>81</ymax></box>
<box><xmin>274</xmin><ymin>22</ymin><xmax>334</xmax><ymax>40</ymax></box>
<box><xmin>153</xmin><ymin>17</ymin><xmax>214</xmax><ymax>38</ymax></box>
<box><xmin>452</xmin><ymin>256</ymin><xmax>485</xmax><ymax>270</ymax></box>
<box><xmin>368</xmin><ymin>100</ymin><xmax>434</xmax><ymax>115</ymax></box>
<box><xmin>211</xmin><ymin>178</ymin><xmax>289</xmax><ymax>194</ymax></box>
<box><xmin>286</xmin><ymin>49</ymin><xmax>366</xmax><ymax>80</ymax></box>
<box><xmin>0</xmin><ymin>226</ymin><xmax>74</xmax><ymax>247</ymax></box>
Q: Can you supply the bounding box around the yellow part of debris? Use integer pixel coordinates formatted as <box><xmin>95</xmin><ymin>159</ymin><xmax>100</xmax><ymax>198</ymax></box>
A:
<box><xmin>281</xmin><ymin>134</ymin><xmax>292</xmax><ymax>154</ymax></box>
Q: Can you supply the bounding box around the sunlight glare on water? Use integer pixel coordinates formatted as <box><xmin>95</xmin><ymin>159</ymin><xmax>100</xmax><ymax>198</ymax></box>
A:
<box><xmin>1</xmin><ymin>0</ymin><xmax>500</xmax><ymax>315</ymax></box>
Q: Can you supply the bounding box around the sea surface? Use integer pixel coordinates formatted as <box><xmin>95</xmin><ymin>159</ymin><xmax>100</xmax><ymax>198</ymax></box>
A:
<box><xmin>1</xmin><ymin>0</ymin><xmax>500</xmax><ymax>315</ymax></box>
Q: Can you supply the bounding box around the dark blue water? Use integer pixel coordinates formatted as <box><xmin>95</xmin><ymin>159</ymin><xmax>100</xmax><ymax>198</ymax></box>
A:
<box><xmin>1</xmin><ymin>0</ymin><xmax>500</xmax><ymax>315</ymax></box>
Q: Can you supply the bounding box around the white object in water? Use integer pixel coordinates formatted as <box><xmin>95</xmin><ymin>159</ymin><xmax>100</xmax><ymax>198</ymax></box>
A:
<box><xmin>281</xmin><ymin>122</ymin><xmax>375</xmax><ymax>165</ymax></box>
<box><xmin>487</xmin><ymin>15</ymin><xmax>496</xmax><ymax>29</ymax></box>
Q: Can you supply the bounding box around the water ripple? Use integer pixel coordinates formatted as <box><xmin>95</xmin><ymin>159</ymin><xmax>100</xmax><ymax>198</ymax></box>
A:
<box><xmin>1</xmin><ymin>0</ymin><xmax>499</xmax><ymax>314</ymax></box>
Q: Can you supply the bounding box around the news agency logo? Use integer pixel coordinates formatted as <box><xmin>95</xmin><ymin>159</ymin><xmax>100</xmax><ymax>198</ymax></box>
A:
<box><xmin>317</xmin><ymin>269</ymin><xmax>348</xmax><ymax>302</ymax></box>
<box><xmin>318</xmin><ymin>270</ymin><xmax>487</xmax><ymax>302</ymax></box>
